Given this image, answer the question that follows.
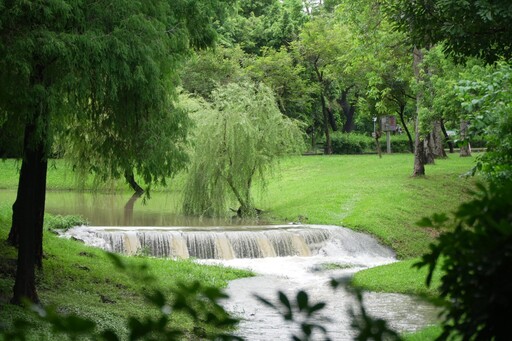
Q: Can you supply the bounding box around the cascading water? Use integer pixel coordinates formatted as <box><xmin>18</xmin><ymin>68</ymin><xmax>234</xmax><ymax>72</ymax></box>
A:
<box><xmin>62</xmin><ymin>225</ymin><xmax>395</xmax><ymax>260</ymax></box>
<box><xmin>62</xmin><ymin>224</ymin><xmax>439</xmax><ymax>339</ymax></box>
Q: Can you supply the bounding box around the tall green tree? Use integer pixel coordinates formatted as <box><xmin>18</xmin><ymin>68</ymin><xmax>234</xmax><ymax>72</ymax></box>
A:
<box><xmin>0</xmin><ymin>0</ymin><xmax>233</xmax><ymax>304</ymax></box>
<box><xmin>183</xmin><ymin>82</ymin><xmax>304</xmax><ymax>217</ymax></box>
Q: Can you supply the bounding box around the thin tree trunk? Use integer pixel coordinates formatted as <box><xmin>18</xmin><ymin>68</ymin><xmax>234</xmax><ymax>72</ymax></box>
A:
<box><xmin>412</xmin><ymin>46</ymin><xmax>426</xmax><ymax>176</ymax></box>
<box><xmin>397</xmin><ymin>104</ymin><xmax>414</xmax><ymax>153</ymax></box>
<box><xmin>321</xmin><ymin>93</ymin><xmax>332</xmax><ymax>155</ymax></box>
<box><xmin>313</xmin><ymin>61</ymin><xmax>332</xmax><ymax>155</ymax></box>
<box><xmin>459</xmin><ymin>120</ymin><xmax>472</xmax><ymax>157</ymax></box>
<box><xmin>124</xmin><ymin>169</ymin><xmax>144</xmax><ymax>195</ymax></box>
<box><xmin>375</xmin><ymin>132</ymin><xmax>382</xmax><ymax>158</ymax></box>
<box><xmin>440</xmin><ymin>119</ymin><xmax>454</xmax><ymax>153</ymax></box>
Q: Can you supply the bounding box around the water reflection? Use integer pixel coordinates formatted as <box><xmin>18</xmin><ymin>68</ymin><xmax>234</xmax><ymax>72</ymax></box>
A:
<box><xmin>0</xmin><ymin>190</ymin><xmax>247</xmax><ymax>226</ymax></box>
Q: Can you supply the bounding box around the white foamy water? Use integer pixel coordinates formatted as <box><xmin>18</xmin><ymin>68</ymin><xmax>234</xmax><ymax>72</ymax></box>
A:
<box><xmin>62</xmin><ymin>224</ymin><xmax>439</xmax><ymax>340</ymax></box>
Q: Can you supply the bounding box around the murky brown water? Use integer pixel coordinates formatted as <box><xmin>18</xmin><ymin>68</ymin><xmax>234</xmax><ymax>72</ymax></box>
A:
<box><xmin>0</xmin><ymin>189</ymin><xmax>246</xmax><ymax>226</ymax></box>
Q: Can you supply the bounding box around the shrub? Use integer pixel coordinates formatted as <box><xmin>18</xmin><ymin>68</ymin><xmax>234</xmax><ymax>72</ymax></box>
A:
<box><xmin>416</xmin><ymin>181</ymin><xmax>512</xmax><ymax>340</ymax></box>
<box><xmin>330</xmin><ymin>133</ymin><xmax>413</xmax><ymax>154</ymax></box>
<box><xmin>44</xmin><ymin>214</ymin><xmax>88</xmax><ymax>231</ymax></box>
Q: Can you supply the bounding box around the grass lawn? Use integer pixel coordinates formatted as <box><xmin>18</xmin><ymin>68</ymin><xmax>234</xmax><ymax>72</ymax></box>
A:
<box><xmin>0</xmin><ymin>153</ymin><xmax>478</xmax><ymax>339</ymax></box>
<box><xmin>261</xmin><ymin>153</ymin><xmax>477</xmax><ymax>258</ymax></box>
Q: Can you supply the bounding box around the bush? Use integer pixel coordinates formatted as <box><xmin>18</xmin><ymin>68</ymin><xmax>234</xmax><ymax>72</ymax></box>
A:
<box><xmin>44</xmin><ymin>214</ymin><xmax>88</xmax><ymax>231</ymax></box>
<box><xmin>416</xmin><ymin>181</ymin><xmax>512</xmax><ymax>340</ymax></box>
<box><xmin>331</xmin><ymin>133</ymin><xmax>371</xmax><ymax>154</ymax></box>
<box><xmin>379</xmin><ymin>134</ymin><xmax>412</xmax><ymax>153</ymax></box>
<box><xmin>330</xmin><ymin>133</ymin><xmax>412</xmax><ymax>154</ymax></box>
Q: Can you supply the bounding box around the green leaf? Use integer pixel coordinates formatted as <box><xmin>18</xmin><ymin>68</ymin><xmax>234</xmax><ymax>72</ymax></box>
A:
<box><xmin>296</xmin><ymin>290</ymin><xmax>309</xmax><ymax>312</ymax></box>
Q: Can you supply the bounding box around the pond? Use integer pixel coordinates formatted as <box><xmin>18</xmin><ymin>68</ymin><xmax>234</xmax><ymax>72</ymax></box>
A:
<box><xmin>0</xmin><ymin>189</ymin><xmax>244</xmax><ymax>226</ymax></box>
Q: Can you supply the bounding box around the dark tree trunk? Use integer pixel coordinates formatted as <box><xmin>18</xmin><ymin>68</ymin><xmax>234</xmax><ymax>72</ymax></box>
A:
<box><xmin>11</xmin><ymin>63</ymin><xmax>49</xmax><ymax>305</ymax></box>
<box><xmin>397</xmin><ymin>104</ymin><xmax>414</xmax><ymax>153</ymax></box>
<box><xmin>440</xmin><ymin>119</ymin><xmax>454</xmax><ymax>153</ymax></box>
<box><xmin>412</xmin><ymin>46</ymin><xmax>426</xmax><ymax>176</ymax></box>
<box><xmin>338</xmin><ymin>89</ymin><xmax>356</xmax><ymax>133</ymax></box>
<box><xmin>327</xmin><ymin>107</ymin><xmax>338</xmax><ymax>131</ymax></box>
<box><xmin>413</xmin><ymin>124</ymin><xmax>426</xmax><ymax>176</ymax></box>
<box><xmin>312</xmin><ymin>61</ymin><xmax>332</xmax><ymax>155</ymax></box>
<box><xmin>124</xmin><ymin>169</ymin><xmax>144</xmax><ymax>195</ymax></box>
<box><xmin>8</xmin><ymin>199</ymin><xmax>21</xmax><ymax>247</ymax></box>
<box><xmin>11</xmin><ymin>118</ymin><xmax>48</xmax><ymax>305</ymax></box>
<box><xmin>374</xmin><ymin>132</ymin><xmax>382</xmax><ymax>158</ymax></box>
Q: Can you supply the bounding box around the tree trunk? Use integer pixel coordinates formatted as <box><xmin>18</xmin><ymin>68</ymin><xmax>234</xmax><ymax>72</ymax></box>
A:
<box><xmin>423</xmin><ymin>133</ymin><xmax>435</xmax><ymax>164</ymax></box>
<box><xmin>413</xmin><ymin>117</ymin><xmax>426</xmax><ymax>176</ymax></box>
<box><xmin>375</xmin><ymin>132</ymin><xmax>382</xmax><ymax>158</ymax></box>
<box><xmin>338</xmin><ymin>89</ymin><xmax>356</xmax><ymax>133</ymax></box>
<box><xmin>321</xmin><ymin>93</ymin><xmax>332</xmax><ymax>155</ymax></box>
<box><xmin>327</xmin><ymin>107</ymin><xmax>338</xmax><ymax>131</ymax></box>
<box><xmin>11</xmin><ymin>118</ymin><xmax>48</xmax><ymax>305</ymax></box>
<box><xmin>459</xmin><ymin>120</ymin><xmax>472</xmax><ymax>157</ymax></box>
<box><xmin>412</xmin><ymin>46</ymin><xmax>425</xmax><ymax>176</ymax></box>
<box><xmin>432</xmin><ymin>120</ymin><xmax>447</xmax><ymax>158</ymax></box>
<box><xmin>124</xmin><ymin>169</ymin><xmax>144</xmax><ymax>195</ymax></box>
<box><xmin>397</xmin><ymin>104</ymin><xmax>414</xmax><ymax>153</ymax></box>
<box><xmin>440</xmin><ymin>119</ymin><xmax>454</xmax><ymax>153</ymax></box>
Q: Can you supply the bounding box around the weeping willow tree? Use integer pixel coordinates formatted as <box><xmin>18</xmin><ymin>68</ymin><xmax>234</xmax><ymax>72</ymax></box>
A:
<box><xmin>183</xmin><ymin>82</ymin><xmax>304</xmax><ymax>217</ymax></box>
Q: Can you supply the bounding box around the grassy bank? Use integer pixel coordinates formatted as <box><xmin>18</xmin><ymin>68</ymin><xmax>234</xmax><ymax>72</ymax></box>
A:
<box><xmin>261</xmin><ymin>153</ymin><xmax>477</xmax><ymax>258</ymax></box>
<box><xmin>0</xmin><ymin>203</ymin><xmax>253</xmax><ymax>338</ymax></box>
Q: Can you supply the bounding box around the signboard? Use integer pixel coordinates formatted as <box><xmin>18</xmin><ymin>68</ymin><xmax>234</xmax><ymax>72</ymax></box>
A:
<box><xmin>381</xmin><ymin>116</ymin><xmax>397</xmax><ymax>132</ymax></box>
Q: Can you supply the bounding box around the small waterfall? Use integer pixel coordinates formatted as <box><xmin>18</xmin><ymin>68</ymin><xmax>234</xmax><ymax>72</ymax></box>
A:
<box><xmin>62</xmin><ymin>225</ymin><xmax>395</xmax><ymax>260</ymax></box>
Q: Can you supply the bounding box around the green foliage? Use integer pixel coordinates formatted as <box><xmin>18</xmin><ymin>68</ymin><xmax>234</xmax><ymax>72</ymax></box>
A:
<box><xmin>385</xmin><ymin>0</ymin><xmax>512</xmax><ymax>63</ymax></box>
<box><xmin>246</xmin><ymin>47</ymin><xmax>316</xmax><ymax>122</ymax></box>
<box><xmin>44</xmin><ymin>214</ymin><xmax>88</xmax><ymax>231</ymax></box>
<box><xmin>181</xmin><ymin>46</ymin><xmax>249</xmax><ymax>101</ymax></box>
<box><xmin>183</xmin><ymin>82</ymin><xmax>305</xmax><ymax>217</ymax></box>
<box><xmin>221</xmin><ymin>0</ymin><xmax>308</xmax><ymax>54</ymax></box>
<box><xmin>330</xmin><ymin>133</ymin><xmax>372</xmax><ymax>154</ymax></box>
<box><xmin>415</xmin><ymin>181</ymin><xmax>512</xmax><ymax>340</ymax></box>
<box><xmin>456</xmin><ymin>62</ymin><xmax>512</xmax><ymax>181</ymax></box>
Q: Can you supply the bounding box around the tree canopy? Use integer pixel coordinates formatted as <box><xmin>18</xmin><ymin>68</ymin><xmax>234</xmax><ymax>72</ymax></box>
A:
<box><xmin>183</xmin><ymin>82</ymin><xmax>304</xmax><ymax>217</ymax></box>
<box><xmin>385</xmin><ymin>0</ymin><xmax>512</xmax><ymax>63</ymax></box>
<box><xmin>0</xmin><ymin>0</ymin><xmax>234</xmax><ymax>303</ymax></box>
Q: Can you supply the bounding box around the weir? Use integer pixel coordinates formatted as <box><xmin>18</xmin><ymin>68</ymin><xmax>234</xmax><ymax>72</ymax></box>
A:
<box><xmin>62</xmin><ymin>225</ymin><xmax>395</xmax><ymax>260</ymax></box>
